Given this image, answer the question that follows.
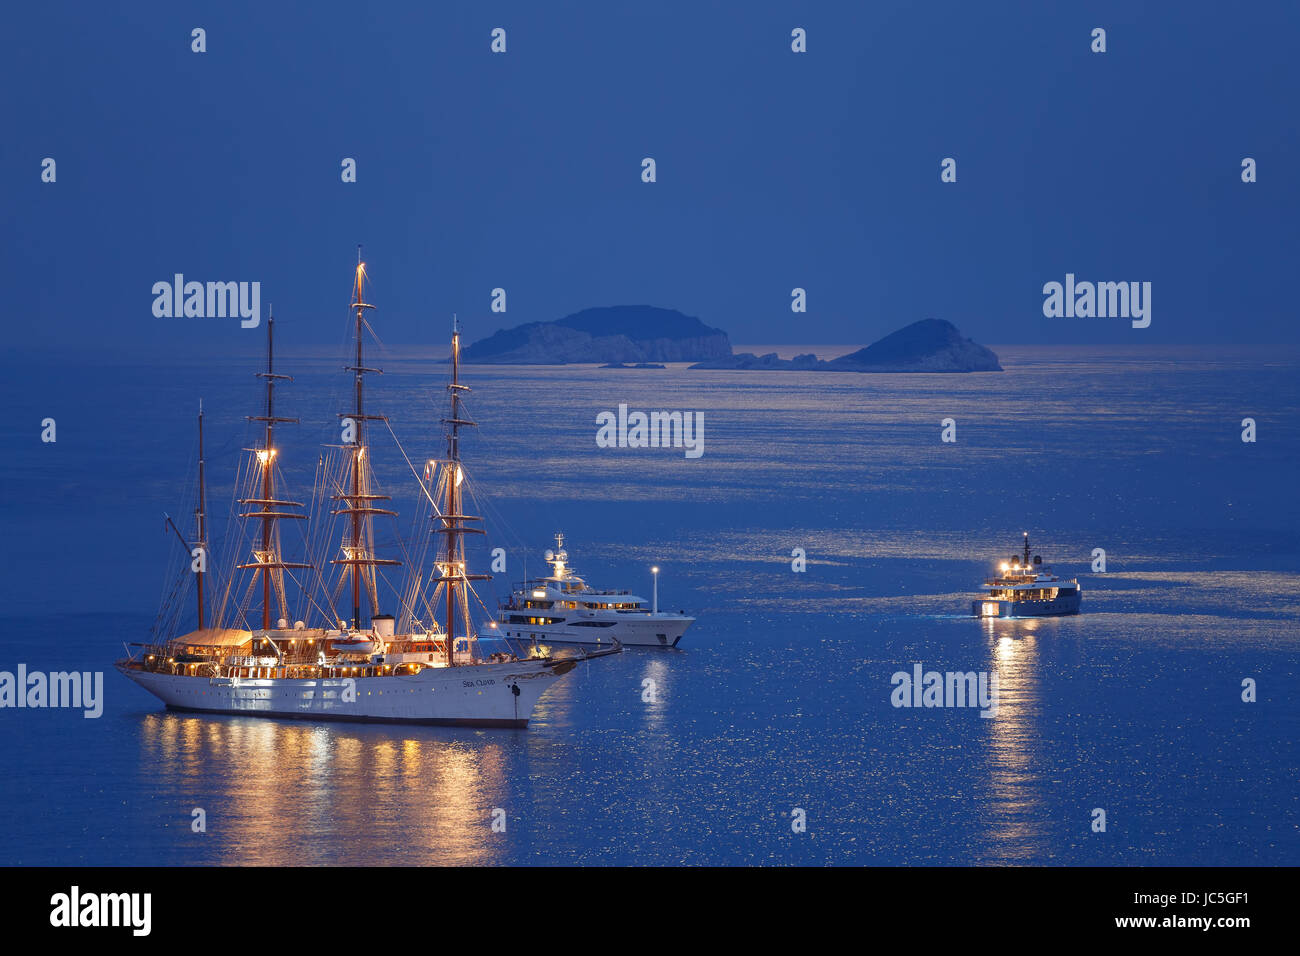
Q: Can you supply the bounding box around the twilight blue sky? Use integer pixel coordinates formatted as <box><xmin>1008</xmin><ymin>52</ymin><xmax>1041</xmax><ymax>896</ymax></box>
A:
<box><xmin>4</xmin><ymin>0</ymin><xmax>1298</xmax><ymax>352</ymax></box>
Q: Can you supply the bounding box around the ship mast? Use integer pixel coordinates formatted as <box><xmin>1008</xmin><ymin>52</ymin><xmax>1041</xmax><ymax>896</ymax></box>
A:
<box><xmin>330</xmin><ymin>250</ymin><xmax>400</xmax><ymax>631</ymax></box>
<box><xmin>196</xmin><ymin>400</ymin><xmax>206</xmax><ymax>630</ymax></box>
<box><xmin>434</xmin><ymin>316</ymin><xmax>488</xmax><ymax>666</ymax></box>
<box><xmin>237</xmin><ymin>312</ymin><xmax>311</xmax><ymax>630</ymax></box>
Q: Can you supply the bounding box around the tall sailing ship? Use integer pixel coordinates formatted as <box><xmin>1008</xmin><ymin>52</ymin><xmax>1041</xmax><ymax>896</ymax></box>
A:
<box><xmin>117</xmin><ymin>255</ymin><xmax>616</xmax><ymax>726</ymax></box>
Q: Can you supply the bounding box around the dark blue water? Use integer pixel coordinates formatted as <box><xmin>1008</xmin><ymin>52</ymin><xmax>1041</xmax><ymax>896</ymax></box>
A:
<box><xmin>2</xmin><ymin>345</ymin><xmax>1297</xmax><ymax>864</ymax></box>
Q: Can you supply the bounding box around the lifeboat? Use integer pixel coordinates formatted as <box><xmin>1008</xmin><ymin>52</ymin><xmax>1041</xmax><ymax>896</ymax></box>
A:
<box><xmin>331</xmin><ymin>634</ymin><xmax>381</xmax><ymax>655</ymax></box>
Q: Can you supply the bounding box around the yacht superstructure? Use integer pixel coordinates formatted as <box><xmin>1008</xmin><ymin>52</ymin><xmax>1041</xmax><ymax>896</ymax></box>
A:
<box><xmin>972</xmin><ymin>533</ymin><xmax>1082</xmax><ymax>618</ymax></box>
<box><xmin>498</xmin><ymin>534</ymin><xmax>694</xmax><ymax>647</ymax></box>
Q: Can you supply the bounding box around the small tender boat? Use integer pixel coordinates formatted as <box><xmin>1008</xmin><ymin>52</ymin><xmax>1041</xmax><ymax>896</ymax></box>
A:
<box><xmin>330</xmin><ymin>635</ymin><xmax>381</xmax><ymax>655</ymax></box>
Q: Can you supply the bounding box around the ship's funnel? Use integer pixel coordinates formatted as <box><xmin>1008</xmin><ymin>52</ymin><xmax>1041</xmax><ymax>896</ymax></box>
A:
<box><xmin>372</xmin><ymin>615</ymin><xmax>395</xmax><ymax>639</ymax></box>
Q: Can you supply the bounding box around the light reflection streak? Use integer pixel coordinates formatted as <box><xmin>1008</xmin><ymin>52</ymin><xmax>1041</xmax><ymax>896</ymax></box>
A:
<box><xmin>138</xmin><ymin>715</ymin><xmax>512</xmax><ymax>865</ymax></box>
<box><xmin>641</xmin><ymin>657</ymin><xmax>669</xmax><ymax>731</ymax></box>
<box><xmin>980</xmin><ymin>618</ymin><xmax>1049</xmax><ymax>863</ymax></box>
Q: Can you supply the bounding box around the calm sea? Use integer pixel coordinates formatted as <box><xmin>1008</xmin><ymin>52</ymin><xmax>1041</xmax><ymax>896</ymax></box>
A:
<box><xmin>1</xmin><ymin>344</ymin><xmax>1297</xmax><ymax>865</ymax></box>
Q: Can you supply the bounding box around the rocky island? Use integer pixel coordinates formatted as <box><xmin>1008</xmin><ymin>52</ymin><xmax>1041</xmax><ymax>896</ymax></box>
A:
<box><xmin>689</xmin><ymin>319</ymin><xmax>1002</xmax><ymax>372</ymax></box>
<box><xmin>460</xmin><ymin>308</ymin><xmax>1000</xmax><ymax>373</ymax></box>
<box><xmin>460</xmin><ymin>306</ymin><xmax>731</xmax><ymax>365</ymax></box>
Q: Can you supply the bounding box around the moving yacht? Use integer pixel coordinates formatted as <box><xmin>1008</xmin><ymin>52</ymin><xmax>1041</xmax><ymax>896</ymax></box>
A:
<box><xmin>498</xmin><ymin>534</ymin><xmax>694</xmax><ymax>647</ymax></box>
<box><xmin>972</xmin><ymin>533</ymin><xmax>1082</xmax><ymax>618</ymax></box>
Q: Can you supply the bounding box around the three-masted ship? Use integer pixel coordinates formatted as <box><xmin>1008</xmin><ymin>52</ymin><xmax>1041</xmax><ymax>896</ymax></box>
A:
<box><xmin>117</xmin><ymin>256</ymin><xmax>616</xmax><ymax>726</ymax></box>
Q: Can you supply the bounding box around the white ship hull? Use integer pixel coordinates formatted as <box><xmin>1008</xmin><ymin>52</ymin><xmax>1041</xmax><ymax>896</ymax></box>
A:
<box><xmin>500</xmin><ymin>614</ymin><xmax>693</xmax><ymax>648</ymax></box>
<box><xmin>117</xmin><ymin>658</ymin><xmax>576</xmax><ymax>727</ymax></box>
